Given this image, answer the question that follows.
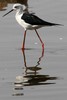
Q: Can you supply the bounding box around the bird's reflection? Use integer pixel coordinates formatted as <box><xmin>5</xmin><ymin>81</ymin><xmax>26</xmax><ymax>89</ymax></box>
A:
<box><xmin>22</xmin><ymin>48</ymin><xmax>44</xmax><ymax>75</ymax></box>
<box><xmin>21</xmin><ymin>48</ymin><xmax>57</xmax><ymax>86</ymax></box>
<box><xmin>12</xmin><ymin>48</ymin><xmax>57</xmax><ymax>96</ymax></box>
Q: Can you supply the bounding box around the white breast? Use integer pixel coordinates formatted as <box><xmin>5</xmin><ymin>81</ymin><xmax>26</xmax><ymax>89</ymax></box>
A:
<box><xmin>15</xmin><ymin>13</ymin><xmax>33</xmax><ymax>30</ymax></box>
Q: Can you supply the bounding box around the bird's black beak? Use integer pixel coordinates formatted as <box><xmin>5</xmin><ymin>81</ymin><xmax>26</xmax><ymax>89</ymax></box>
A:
<box><xmin>3</xmin><ymin>9</ymin><xmax>14</xmax><ymax>17</ymax></box>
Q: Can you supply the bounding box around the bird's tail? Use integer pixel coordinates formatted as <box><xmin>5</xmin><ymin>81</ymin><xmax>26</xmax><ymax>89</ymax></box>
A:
<box><xmin>51</xmin><ymin>23</ymin><xmax>64</xmax><ymax>26</ymax></box>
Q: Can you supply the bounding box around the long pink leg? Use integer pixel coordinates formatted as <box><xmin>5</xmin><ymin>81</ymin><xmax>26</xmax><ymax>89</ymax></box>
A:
<box><xmin>22</xmin><ymin>30</ymin><xmax>26</xmax><ymax>50</ymax></box>
<box><xmin>35</xmin><ymin>29</ymin><xmax>44</xmax><ymax>49</ymax></box>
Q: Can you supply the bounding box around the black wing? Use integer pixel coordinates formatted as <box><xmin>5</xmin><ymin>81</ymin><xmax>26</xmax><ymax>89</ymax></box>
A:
<box><xmin>21</xmin><ymin>13</ymin><xmax>60</xmax><ymax>26</ymax></box>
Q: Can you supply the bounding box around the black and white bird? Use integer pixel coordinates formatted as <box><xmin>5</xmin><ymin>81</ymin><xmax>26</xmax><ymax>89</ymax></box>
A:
<box><xmin>3</xmin><ymin>3</ymin><xmax>62</xmax><ymax>50</ymax></box>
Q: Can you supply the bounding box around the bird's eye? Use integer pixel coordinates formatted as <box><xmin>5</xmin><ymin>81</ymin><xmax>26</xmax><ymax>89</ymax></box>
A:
<box><xmin>15</xmin><ymin>6</ymin><xmax>18</xmax><ymax>9</ymax></box>
<box><xmin>15</xmin><ymin>6</ymin><xmax>17</xmax><ymax>8</ymax></box>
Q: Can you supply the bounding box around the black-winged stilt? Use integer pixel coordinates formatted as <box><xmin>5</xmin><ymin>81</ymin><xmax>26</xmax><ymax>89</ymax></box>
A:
<box><xmin>3</xmin><ymin>3</ymin><xmax>62</xmax><ymax>50</ymax></box>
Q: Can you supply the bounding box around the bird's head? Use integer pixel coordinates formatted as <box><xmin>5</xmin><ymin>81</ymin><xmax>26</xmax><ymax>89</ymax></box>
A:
<box><xmin>3</xmin><ymin>3</ymin><xmax>27</xmax><ymax>17</ymax></box>
<box><xmin>13</xmin><ymin>3</ymin><xmax>23</xmax><ymax>10</ymax></box>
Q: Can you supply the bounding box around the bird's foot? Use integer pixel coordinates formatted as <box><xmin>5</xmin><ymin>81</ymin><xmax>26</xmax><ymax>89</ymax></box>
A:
<box><xmin>21</xmin><ymin>46</ymin><xmax>25</xmax><ymax>51</ymax></box>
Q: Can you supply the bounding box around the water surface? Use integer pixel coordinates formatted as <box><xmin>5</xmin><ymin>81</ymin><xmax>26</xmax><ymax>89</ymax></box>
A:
<box><xmin>0</xmin><ymin>0</ymin><xmax>67</xmax><ymax>100</ymax></box>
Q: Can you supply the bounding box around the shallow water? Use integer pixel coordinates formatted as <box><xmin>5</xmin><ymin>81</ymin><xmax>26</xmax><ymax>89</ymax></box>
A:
<box><xmin>0</xmin><ymin>0</ymin><xmax>67</xmax><ymax>100</ymax></box>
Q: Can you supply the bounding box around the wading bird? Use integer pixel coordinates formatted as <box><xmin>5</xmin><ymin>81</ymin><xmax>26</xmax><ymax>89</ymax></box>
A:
<box><xmin>3</xmin><ymin>3</ymin><xmax>62</xmax><ymax>50</ymax></box>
